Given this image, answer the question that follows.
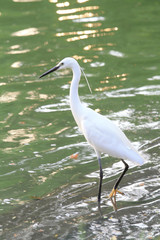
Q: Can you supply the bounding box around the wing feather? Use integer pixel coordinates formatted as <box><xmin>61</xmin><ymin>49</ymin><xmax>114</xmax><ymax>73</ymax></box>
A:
<box><xmin>81</xmin><ymin>107</ymin><xmax>144</xmax><ymax>165</ymax></box>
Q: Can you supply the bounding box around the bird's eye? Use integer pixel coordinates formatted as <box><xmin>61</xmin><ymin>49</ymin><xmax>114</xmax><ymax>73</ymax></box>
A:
<box><xmin>61</xmin><ymin>62</ymin><xmax>64</xmax><ymax>66</ymax></box>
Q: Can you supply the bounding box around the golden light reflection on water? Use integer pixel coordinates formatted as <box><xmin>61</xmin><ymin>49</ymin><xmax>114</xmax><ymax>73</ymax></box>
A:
<box><xmin>0</xmin><ymin>82</ymin><xmax>6</xmax><ymax>86</ymax></box>
<box><xmin>67</xmin><ymin>32</ymin><xmax>114</xmax><ymax>42</ymax></box>
<box><xmin>55</xmin><ymin>0</ymin><xmax>118</xmax><ymax>50</ymax></box>
<box><xmin>77</xmin><ymin>0</ymin><xmax>89</xmax><ymax>3</ymax></box>
<box><xmin>103</xmin><ymin>73</ymin><xmax>128</xmax><ymax>82</ymax></box>
<box><xmin>0</xmin><ymin>92</ymin><xmax>20</xmax><ymax>103</ymax></box>
<box><xmin>18</xmin><ymin>104</ymin><xmax>38</xmax><ymax>116</ymax></box>
<box><xmin>95</xmin><ymin>74</ymin><xmax>128</xmax><ymax>92</ymax></box>
<box><xmin>56</xmin><ymin>27</ymin><xmax>117</xmax><ymax>37</ymax></box>
<box><xmin>7</xmin><ymin>49</ymin><xmax>30</xmax><ymax>55</ymax></box>
<box><xmin>95</xmin><ymin>86</ymin><xmax>117</xmax><ymax>92</ymax></box>
<box><xmin>56</xmin><ymin>29</ymin><xmax>97</xmax><ymax>37</ymax></box>
<box><xmin>56</xmin><ymin>6</ymin><xmax>99</xmax><ymax>15</ymax></box>
<box><xmin>10</xmin><ymin>44</ymin><xmax>20</xmax><ymax>49</ymax></box>
<box><xmin>13</xmin><ymin>0</ymin><xmax>40</xmax><ymax>2</ymax></box>
<box><xmin>54</xmin><ymin>127</ymin><xmax>69</xmax><ymax>135</ymax></box>
<box><xmin>56</xmin><ymin>27</ymin><xmax>118</xmax><ymax>42</ymax></box>
<box><xmin>56</xmin><ymin>1</ymin><xmax>70</xmax><ymax>7</ymax></box>
<box><xmin>50</xmin><ymin>0</ymin><xmax>89</xmax><ymax>3</ymax></box>
<box><xmin>7</xmin><ymin>44</ymin><xmax>30</xmax><ymax>55</ymax></box>
<box><xmin>3</xmin><ymin>129</ymin><xmax>36</xmax><ymax>145</ymax></box>
<box><xmin>49</xmin><ymin>0</ymin><xmax>57</xmax><ymax>3</ymax></box>
<box><xmin>83</xmin><ymin>43</ymin><xmax>115</xmax><ymax>51</ymax></box>
<box><xmin>72</xmin><ymin>55</ymin><xmax>97</xmax><ymax>63</ymax></box>
<box><xmin>11</xmin><ymin>61</ymin><xmax>23</xmax><ymax>68</ymax></box>
<box><xmin>58</xmin><ymin>12</ymin><xmax>95</xmax><ymax>21</ymax></box>
<box><xmin>26</xmin><ymin>90</ymin><xmax>56</xmax><ymax>100</ymax></box>
<box><xmin>12</xmin><ymin>27</ymin><xmax>39</xmax><ymax>37</ymax></box>
<box><xmin>84</xmin><ymin>22</ymin><xmax>102</xmax><ymax>28</ymax></box>
<box><xmin>83</xmin><ymin>58</ymin><xmax>92</xmax><ymax>63</ymax></box>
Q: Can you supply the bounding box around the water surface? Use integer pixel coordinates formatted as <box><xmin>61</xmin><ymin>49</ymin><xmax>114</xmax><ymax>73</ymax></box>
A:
<box><xmin>0</xmin><ymin>0</ymin><xmax>160</xmax><ymax>239</ymax></box>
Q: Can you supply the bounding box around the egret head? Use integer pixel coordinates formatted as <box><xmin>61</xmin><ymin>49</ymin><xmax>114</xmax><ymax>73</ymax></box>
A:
<box><xmin>39</xmin><ymin>57</ymin><xmax>92</xmax><ymax>93</ymax></box>
<box><xmin>39</xmin><ymin>57</ymin><xmax>78</xmax><ymax>78</ymax></box>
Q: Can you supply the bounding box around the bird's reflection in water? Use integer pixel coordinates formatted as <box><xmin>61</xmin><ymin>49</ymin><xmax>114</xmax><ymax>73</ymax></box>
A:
<box><xmin>98</xmin><ymin>196</ymin><xmax>118</xmax><ymax>216</ymax></box>
<box><xmin>110</xmin><ymin>196</ymin><xmax>118</xmax><ymax>211</ymax></box>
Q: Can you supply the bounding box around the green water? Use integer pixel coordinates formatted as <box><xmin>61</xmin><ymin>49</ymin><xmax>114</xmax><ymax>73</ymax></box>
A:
<box><xmin>0</xmin><ymin>0</ymin><xmax>160</xmax><ymax>239</ymax></box>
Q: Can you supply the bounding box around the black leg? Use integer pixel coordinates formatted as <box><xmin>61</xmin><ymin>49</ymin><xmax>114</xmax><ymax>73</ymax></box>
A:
<box><xmin>114</xmin><ymin>159</ymin><xmax>129</xmax><ymax>190</ymax></box>
<box><xmin>98</xmin><ymin>157</ymin><xmax>103</xmax><ymax>203</ymax></box>
<box><xmin>109</xmin><ymin>159</ymin><xmax>129</xmax><ymax>210</ymax></box>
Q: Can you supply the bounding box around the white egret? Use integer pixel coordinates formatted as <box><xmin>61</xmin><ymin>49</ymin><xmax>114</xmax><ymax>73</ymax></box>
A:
<box><xmin>39</xmin><ymin>57</ymin><xmax>144</xmax><ymax>204</ymax></box>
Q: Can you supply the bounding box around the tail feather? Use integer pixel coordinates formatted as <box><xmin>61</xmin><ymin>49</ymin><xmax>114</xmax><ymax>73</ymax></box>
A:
<box><xmin>126</xmin><ymin>149</ymin><xmax>144</xmax><ymax>165</ymax></box>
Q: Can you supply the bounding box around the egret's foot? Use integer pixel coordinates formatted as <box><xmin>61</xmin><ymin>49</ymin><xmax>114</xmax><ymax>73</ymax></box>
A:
<box><xmin>109</xmin><ymin>188</ymin><xmax>124</xmax><ymax>199</ymax></box>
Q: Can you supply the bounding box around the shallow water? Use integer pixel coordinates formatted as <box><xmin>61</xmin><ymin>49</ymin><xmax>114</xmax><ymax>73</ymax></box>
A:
<box><xmin>0</xmin><ymin>0</ymin><xmax>160</xmax><ymax>239</ymax></box>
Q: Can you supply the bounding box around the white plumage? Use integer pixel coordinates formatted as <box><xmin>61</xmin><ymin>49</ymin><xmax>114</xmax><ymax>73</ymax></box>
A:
<box><xmin>40</xmin><ymin>57</ymin><xmax>144</xmax><ymax>205</ymax></box>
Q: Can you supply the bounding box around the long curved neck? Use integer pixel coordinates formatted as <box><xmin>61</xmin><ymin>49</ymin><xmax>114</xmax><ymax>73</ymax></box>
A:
<box><xmin>69</xmin><ymin>63</ymin><xmax>83</xmax><ymax>128</ymax></box>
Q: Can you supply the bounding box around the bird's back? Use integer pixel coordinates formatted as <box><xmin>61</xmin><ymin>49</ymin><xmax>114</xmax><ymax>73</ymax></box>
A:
<box><xmin>80</xmin><ymin>107</ymin><xmax>144</xmax><ymax>165</ymax></box>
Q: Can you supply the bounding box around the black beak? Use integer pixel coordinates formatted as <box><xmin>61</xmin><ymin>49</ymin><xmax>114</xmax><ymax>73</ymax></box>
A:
<box><xmin>39</xmin><ymin>65</ymin><xmax>60</xmax><ymax>78</ymax></box>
